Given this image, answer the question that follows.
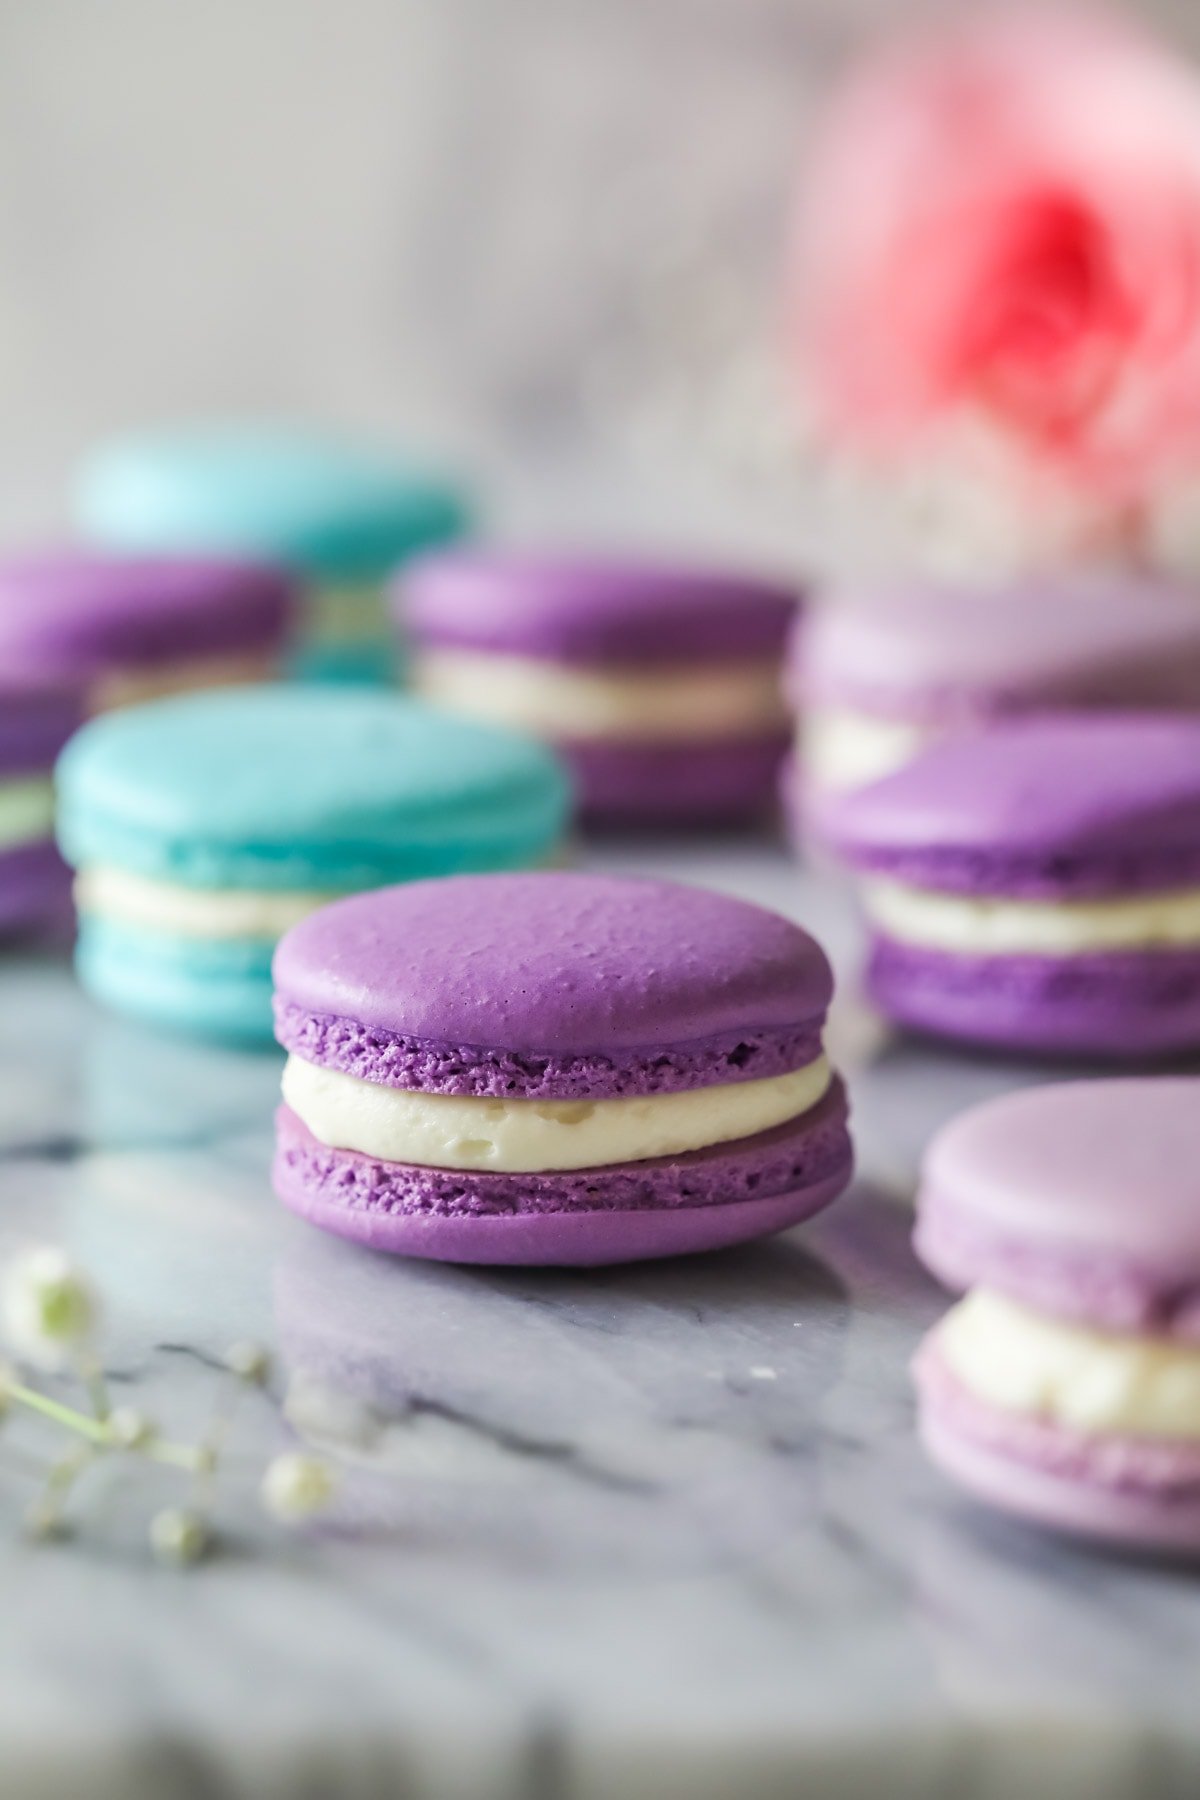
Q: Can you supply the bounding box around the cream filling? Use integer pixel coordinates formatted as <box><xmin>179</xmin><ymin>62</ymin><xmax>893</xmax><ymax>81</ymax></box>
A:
<box><xmin>281</xmin><ymin>1052</ymin><xmax>831</xmax><ymax>1173</ymax></box>
<box><xmin>75</xmin><ymin>864</ymin><xmax>337</xmax><ymax>940</ymax></box>
<box><xmin>306</xmin><ymin>580</ymin><xmax>387</xmax><ymax>648</ymax></box>
<box><xmin>803</xmin><ymin>708</ymin><xmax>932</xmax><ymax>791</ymax></box>
<box><xmin>938</xmin><ymin>1289</ymin><xmax>1200</xmax><ymax>1441</ymax></box>
<box><xmin>415</xmin><ymin>650</ymin><xmax>788</xmax><ymax>741</ymax></box>
<box><xmin>0</xmin><ymin>776</ymin><xmax>54</xmax><ymax>850</ymax></box>
<box><xmin>90</xmin><ymin>650</ymin><xmax>277</xmax><ymax>714</ymax></box>
<box><xmin>864</xmin><ymin>878</ymin><xmax>1200</xmax><ymax>956</ymax></box>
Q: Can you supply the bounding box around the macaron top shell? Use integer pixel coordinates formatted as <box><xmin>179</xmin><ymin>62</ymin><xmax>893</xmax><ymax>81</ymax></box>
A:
<box><xmin>273</xmin><ymin>872</ymin><xmax>833</xmax><ymax>1099</ymax></box>
<box><xmin>796</xmin><ymin>576</ymin><xmax>1200</xmax><ymax>719</ymax></box>
<box><xmin>829</xmin><ymin>715</ymin><xmax>1200</xmax><ymax>897</ymax></box>
<box><xmin>0</xmin><ymin>551</ymin><xmax>294</xmax><ymax>678</ymax></box>
<box><xmin>57</xmin><ymin>687</ymin><xmax>571</xmax><ymax>892</ymax></box>
<box><xmin>403</xmin><ymin>553</ymin><xmax>799</xmax><ymax>665</ymax></box>
<box><xmin>77</xmin><ymin>425</ymin><xmax>470</xmax><ymax>581</ymax></box>
<box><xmin>916</xmin><ymin>1078</ymin><xmax>1200</xmax><ymax>1336</ymax></box>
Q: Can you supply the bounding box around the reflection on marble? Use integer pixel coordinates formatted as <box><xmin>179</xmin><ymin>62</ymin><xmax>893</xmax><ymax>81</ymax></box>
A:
<box><xmin>2</xmin><ymin>846</ymin><xmax>1200</xmax><ymax>1799</ymax></box>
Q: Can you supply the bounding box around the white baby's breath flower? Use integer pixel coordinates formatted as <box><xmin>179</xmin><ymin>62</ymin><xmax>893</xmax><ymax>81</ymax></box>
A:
<box><xmin>225</xmin><ymin>1341</ymin><xmax>271</xmax><ymax>1386</ymax></box>
<box><xmin>149</xmin><ymin>1507</ymin><xmax>209</xmax><ymax>1567</ymax></box>
<box><xmin>260</xmin><ymin>1452</ymin><xmax>337</xmax><ymax>1523</ymax></box>
<box><xmin>2</xmin><ymin>1248</ymin><xmax>99</xmax><ymax>1370</ymax></box>
<box><xmin>106</xmin><ymin>1407</ymin><xmax>156</xmax><ymax>1451</ymax></box>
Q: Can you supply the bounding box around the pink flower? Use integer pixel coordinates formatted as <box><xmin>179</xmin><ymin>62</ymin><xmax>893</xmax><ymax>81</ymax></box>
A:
<box><xmin>793</xmin><ymin>8</ymin><xmax>1200</xmax><ymax>499</ymax></box>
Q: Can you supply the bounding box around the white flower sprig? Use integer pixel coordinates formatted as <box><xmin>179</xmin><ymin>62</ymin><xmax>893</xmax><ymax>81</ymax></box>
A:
<box><xmin>0</xmin><ymin>1244</ymin><xmax>337</xmax><ymax>1563</ymax></box>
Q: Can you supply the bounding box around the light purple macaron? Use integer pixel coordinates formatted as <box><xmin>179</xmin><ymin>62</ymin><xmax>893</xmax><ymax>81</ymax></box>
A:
<box><xmin>789</xmin><ymin>575</ymin><xmax>1200</xmax><ymax>835</ymax></box>
<box><xmin>400</xmin><ymin>554</ymin><xmax>799</xmax><ymax>825</ymax></box>
<box><xmin>271</xmin><ymin>871</ymin><xmax>852</xmax><ymax>1265</ymax></box>
<box><xmin>913</xmin><ymin>1078</ymin><xmax>1200</xmax><ymax>1553</ymax></box>
<box><xmin>0</xmin><ymin>683</ymin><xmax>82</xmax><ymax>935</ymax></box>
<box><xmin>829</xmin><ymin>713</ymin><xmax>1200</xmax><ymax>1058</ymax></box>
<box><xmin>0</xmin><ymin>549</ymin><xmax>295</xmax><ymax>710</ymax></box>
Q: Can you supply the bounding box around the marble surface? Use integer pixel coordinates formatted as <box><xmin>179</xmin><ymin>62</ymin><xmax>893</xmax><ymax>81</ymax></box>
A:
<box><xmin>2</xmin><ymin>839</ymin><xmax>1200</xmax><ymax>1800</ymax></box>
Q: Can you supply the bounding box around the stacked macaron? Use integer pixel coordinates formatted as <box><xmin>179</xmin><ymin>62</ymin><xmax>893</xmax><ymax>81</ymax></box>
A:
<box><xmin>272</xmin><ymin>873</ymin><xmax>853</xmax><ymax>1265</ymax></box>
<box><xmin>0</xmin><ymin>550</ymin><xmax>294</xmax><ymax>712</ymax></box>
<box><xmin>0</xmin><ymin>684</ymin><xmax>81</xmax><ymax>935</ymax></box>
<box><xmin>789</xmin><ymin>576</ymin><xmax>1200</xmax><ymax>828</ymax></box>
<box><xmin>56</xmin><ymin>688</ymin><xmax>570</xmax><ymax>1041</ymax></box>
<box><xmin>404</xmin><ymin>554</ymin><xmax>797</xmax><ymax>824</ymax></box>
<box><xmin>913</xmin><ymin>1079</ymin><xmax>1200</xmax><ymax>1553</ymax></box>
<box><xmin>829</xmin><ymin>714</ymin><xmax>1200</xmax><ymax>1057</ymax></box>
<box><xmin>76</xmin><ymin>424</ymin><xmax>470</xmax><ymax>683</ymax></box>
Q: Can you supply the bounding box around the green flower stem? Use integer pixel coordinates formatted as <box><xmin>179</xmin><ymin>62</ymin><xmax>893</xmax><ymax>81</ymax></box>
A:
<box><xmin>9</xmin><ymin>1382</ymin><xmax>109</xmax><ymax>1443</ymax></box>
<box><xmin>82</xmin><ymin>1361</ymin><xmax>111</xmax><ymax>1424</ymax></box>
<box><xmin>7</xmin><ymin>1382</ymin><xmax>204</xmax><ymax>1471</ymax></box>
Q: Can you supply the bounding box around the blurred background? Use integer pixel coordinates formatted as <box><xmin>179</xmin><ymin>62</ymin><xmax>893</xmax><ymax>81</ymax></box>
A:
<box><xmin>2</xmin><ymin>0</ymin><xmax>1194</xmax><ymax>574</ymax></box>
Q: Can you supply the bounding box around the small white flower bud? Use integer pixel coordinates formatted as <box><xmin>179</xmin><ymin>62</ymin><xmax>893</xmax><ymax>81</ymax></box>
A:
<box><xmin>106</xmin><ymin>1407</ymin><xmax>156</xmax><ymax>1451</ymax></box>
<box><xmin>260</xmin><ymin>1452</ymin><xmax>337</xmax><ymax>1523</ymax></box>
<box><xmin>25</xmin><ymin>1499</ymin><xmax>68</xmax><ymax>1541</ymax></box>
<box><xmin>225</xmin><ymin>1341</ymin><xmax>271</xmax><ymax>1386</ymax></box>
<box><xmin>2</xmin><ymin>1248</ymin><xmax>99</xmax><ymax>1370</ymax></box>
<box><xmin>149</xmin><ymin>1508</ymin><xmax>209</xmax><ymax>1567</ymax></box>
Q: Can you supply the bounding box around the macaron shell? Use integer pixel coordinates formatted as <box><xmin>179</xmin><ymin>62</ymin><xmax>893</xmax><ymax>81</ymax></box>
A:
<box><xmin>56</xmin><ymin>687</ymin><xmax>571</xmax><ymax>891</ymax></box>
<box><xmin>0</xmin><ymin>842</ymin><xmax>73</xmax><ymax>937</ymax></box>
<box><xmin>0</xmin><ymin>552</ymin><xmax>293</xmax><ymax>678</ymax></box>
<box><xmin>564</xmin><ymin>738</ymin><xmax>788</xmax><ymax>824</ymax></box>
<box><xmin>0</xmin><ymin>687</ymin><xmax>85</xmax><ymax>770</ymax></box>
<box><xmin>865</xmin><ymin>936</ymin><xmax>1200</xmax><ymax>1061</ymax></box>
<box><xmin>915</xmin><ymin>1077</ymin><xmax>1200</xmax><ymax>1332</ymax></box>
<box><xmin>830</xmin><ymin>715</ymin><xmax>1200</xmax><ymax>897</ymax></box>
<box><xmin>799</xmin><ymin>576</ymin><xmax>1200</xmax><ymax>718</ymax></box>
<box><xmin>403</xmin><ymin>554</ymin><xmax>798</xmax><ymax>665</ymax></box>
<box><xmin>78</xmin><ymin>426</ymin><xmax>470</xmax><ymax>581</ymax></box>
<box><xmin>272</xmin><ymin>871</ymin><xmax>834</xmax><ymax>1062</ymax></box>
<box><xmin>75</xmin><ymin>916</ymin><xmax>278</xmax><ymax>1043</ymax></box>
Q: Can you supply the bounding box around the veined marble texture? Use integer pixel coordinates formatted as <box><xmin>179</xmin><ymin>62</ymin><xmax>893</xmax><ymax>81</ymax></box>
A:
<box><xmin>1</xmin><ymin>841</ymin><xmax>1200</xmax><ymax>1800</ymax></box>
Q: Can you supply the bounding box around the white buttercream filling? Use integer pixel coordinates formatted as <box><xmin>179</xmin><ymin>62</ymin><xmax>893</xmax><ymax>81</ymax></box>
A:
<box><xmin>90</xmin><ymin>650</ymin><xmax>277</xmax><ymax>714</ymax></box>
<box><xmin>76</xmin><ymin>865</ymin><xmax>337</xmax><ymax>940</ymax></box>
<box><xmin>864</xmin><ymin>878</ymin><xmax>1200</xmax><ymax>956</ymax></box>
<box><xmin>938</xmin><ymin>1289</ymin><xmax>1200</xmax><ymax>1441</ymax></box>
<box><xmin>803</xmin><ymin>708</ymin><xmax>931</xmax><ymax>791</ymax></box>
<box><xmin>0</xmin><ymin>776</ymin><xmax>54</xmax><ymax>850</ymax></box>
<box><xmin>281</xmin><ymin>1052</ymin><xmax>831</xmax><ymax>1173</ymax></box>
<box><xmin>416</xmin><ymin>650</ymin><xmax>788</xmax><ymax>741</ymax></box>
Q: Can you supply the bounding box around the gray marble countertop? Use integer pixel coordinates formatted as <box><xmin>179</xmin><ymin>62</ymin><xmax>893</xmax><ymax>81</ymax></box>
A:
<box><xmin>2</xmin><ymin>839</ymin><xmax>1200</xmax><ymax>1800</ymax></box>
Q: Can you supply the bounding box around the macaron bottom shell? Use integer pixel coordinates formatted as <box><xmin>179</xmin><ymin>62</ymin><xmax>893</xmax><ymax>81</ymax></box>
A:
<box><xmin>272</xmin><ymin>1082</ymin><xmax>853</xmax><ymax>1267</ymax></box>
<box><xmin>917</xmin><ymin>1351</ymin><xmax>1200</xmax><ymax>1556</ymax></box>
<box><xmin>864</xmin><ymin>936</ymin><xmax>1200</xmax><ymax>1059</ymax></box>
<box><xmin>75</xmin><ymin>916</ymin><xmax>277</xmax><ymax>1043</ymax></box>
<box><xmin>566</xmin><ymin>737</ymin><xmax>789</xmax><ymax>826</ymax></box>
<box><xmin>0</xmin><ymin>842</ymin><xmax>73</xmax><ymax>937</ymax></box>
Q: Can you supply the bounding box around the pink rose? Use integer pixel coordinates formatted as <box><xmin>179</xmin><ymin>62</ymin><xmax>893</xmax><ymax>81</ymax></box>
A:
<box><xmin>793</xmin><ymin>9</ymin><xmax>1200</xmax><ymax>499</ymax></box>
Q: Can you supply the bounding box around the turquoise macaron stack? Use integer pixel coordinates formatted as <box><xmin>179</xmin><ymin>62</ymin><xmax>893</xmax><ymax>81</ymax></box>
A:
<box><xmin>74</xmin><ymin>424</ymin><xmax>471</xmax><ymax>683</ymax></box>
<box><xmin>55</xmin><ymin>685</ymin><xmax>571</xmax><ymax>1042</ymax></box>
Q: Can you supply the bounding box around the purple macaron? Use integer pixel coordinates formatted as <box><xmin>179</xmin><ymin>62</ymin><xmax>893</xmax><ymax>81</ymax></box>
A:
<box><xmin>271</xmin><ymin>871</ymin><xmax>852</xmax><ymax>1265</ymax></box>
<box><xmin>401</xmin><ymin>554</ymin><xmax>798</xmax><ymax>825</ymax></box>
<box><xmin>789</xmin><ymin>575</ymin><xmax>1200</xmax><ymax>834</ymax></box>
<box><xmin>0</xmin><ymin>549</ymin><xmax>295</xmax><ymax>710</ymax></box>
<box><xmin>913</xmin><ymin>1078</ymin><xmax>1200</xmax><ymax>1554</ymax></box>
<box><xmin>829</xmin><ymin>713</ymin><xmax>1200</xmax><ymax>1058</ymax></box>
<box><xmin>0</xmin><ymin>683</ymin><xmax>81</xmax><ymax>935</ymax></box>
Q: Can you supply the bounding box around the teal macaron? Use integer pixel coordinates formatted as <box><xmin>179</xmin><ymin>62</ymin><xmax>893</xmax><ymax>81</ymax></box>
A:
<box><xmin>56</xmin><ymin>685</ymin><xmax>571</xmax><ymax>1043</ymax></box>
<box><xmin>74</xmin><ymin>424</ymin><xmax>472</xmax><ymax>684</ymax></box>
